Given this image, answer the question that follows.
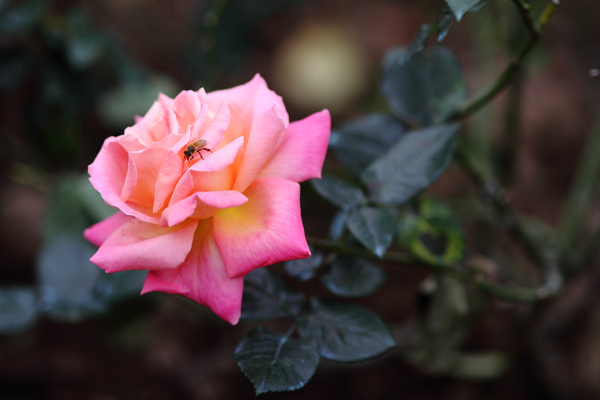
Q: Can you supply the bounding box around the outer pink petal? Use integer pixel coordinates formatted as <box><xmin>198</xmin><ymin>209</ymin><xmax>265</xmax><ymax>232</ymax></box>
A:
<box><xmin>206</xmin><ymin>74</ymin><xmax>289</xmax><ymax>127</ymax></box>
<box><xmin>90</xmin><ymin>218</ymin><xmax>198</xmax><ymax>273</ymax></box>
<box><xmin>84</xmin><ymin>212</ymin><xmax>132</xmax><ymax>247</ymax></box>
<box><xmin>232</xmin><ymin>104</ymin><xmax>286</xmax><ymax>193</ymax></box>
<box><xmin>89</xmin><ymin>138</ymin><xmax>157</xmax><ymax>224</ymax></box>
<box><xmin>141</xmin><ymin>219</ymin><xmax>243</xmax><ymax>325</ymax></box>
<box><xmin>260</xmin><ymin>109</ymin><xmax>331</xmax><ymax>183</ymax></box>
<box><xmin>213</xmin><ymin>177</ymin><xmax>310</xmax><ymax>279</ymax></box>
<box><xmin>160</xmin><ymin>190</ymin><xmax>248</xmax><ymax>227</ymax></box>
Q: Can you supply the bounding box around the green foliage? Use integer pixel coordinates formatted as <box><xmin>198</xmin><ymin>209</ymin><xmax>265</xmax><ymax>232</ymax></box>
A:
<box><xmin>241</xmin><ymin>268</ymin><xmax>305</xmax><ymax>321</ymax></box>
<box><xmin>321</xmin><ymin>256</ymin><xmax>387</xmax><ymax>297</ymax></box>
<box><xmin>284</xmin><ymin>246</ymin><xmax>324</xmax><ymax>282</ymax></box>
<box><xmin>329</xmin><ymin>113</ymin><xmax>407</xmax><ymax>177</ymax></box>
<box><xmin>444</xmin><ymin>0</ymin><xmax>486</xmax><ymax>21</ymax></box>
<box><xmin>298</xmin><ymin>298</ymin><xmax>396</xmax><ymax>362</ymax></box>
<box><xmin>234</xmin><ymin>326</ymin><xmax>320</xmax><ymax>395</ymax></box>
<box><xmin>361</xmin><ymin>124</ymin><xmax>460</xmax><ymax>205</ymax></box>
<box><xmin>346</xmin><ymin>206</ymin><xmax>396</xmax><ymax>257</ymax></box>
<box><xmin>397</xmin><ymin>197</ymin><xmax>466</xmax><ymax>266</ymax></box>
<box><xmin>310</xmin><ymin>176</ymin><xmax>366</xmax><ymax>209</ymax></box>
<box><xmin>382</xmin><ymin>47</ymin><xmax>467</xmax><ymax>126</ymax></box>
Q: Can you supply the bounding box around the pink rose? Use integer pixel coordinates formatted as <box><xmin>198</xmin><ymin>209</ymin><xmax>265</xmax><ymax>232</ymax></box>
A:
<box><xmin>84</xmin><ymin>75</ymin><xmax>330</xmax><ymax>324</ymax></box>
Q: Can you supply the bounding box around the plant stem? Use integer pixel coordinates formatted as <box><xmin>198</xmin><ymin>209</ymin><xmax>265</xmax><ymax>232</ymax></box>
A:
<box><xmin>453</xmin><ymin>147</ymin><xmax>562</xmax><ymax>295</ymax></box>
<box><xmin>448</xmin><ymin>0</ymin><xmax>558</xmax><ymax>121</ymax></box>
<box><xmin>510</xmin><ymin>0</ymin><xmax>539</xmax><ymax>37</ymax></box>
<box><xmin>558</xmin><ymin>119</ymin><xmax>600</xmax><ymax>273</ymax></box>
<box><xmin>306</xmin><ymin>236</ymin><xmax>551</xmax><ymax>303</ymax></box>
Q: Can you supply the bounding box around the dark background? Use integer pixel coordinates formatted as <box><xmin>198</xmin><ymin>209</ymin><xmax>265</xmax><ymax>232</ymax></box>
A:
<box><xmin>1</xmin><ymin>0</ymin><xmax>600</xmax><ymax>398</ymax></box>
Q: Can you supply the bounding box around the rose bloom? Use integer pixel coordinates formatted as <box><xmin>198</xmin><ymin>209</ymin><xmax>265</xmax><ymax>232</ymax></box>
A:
<box><xmin>84</xmin><ymin>75</ymin><xmax>330</xmax><ymax>324</ymax></box>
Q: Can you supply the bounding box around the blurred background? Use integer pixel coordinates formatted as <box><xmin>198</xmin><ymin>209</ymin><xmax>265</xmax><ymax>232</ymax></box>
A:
<box><xmin>1</xmin><ymin>0</ymin><xmax>600</xmax><ymax>398</ymax></box>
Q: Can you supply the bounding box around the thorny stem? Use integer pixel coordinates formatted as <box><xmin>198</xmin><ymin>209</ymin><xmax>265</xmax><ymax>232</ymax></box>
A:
<box><xmin>306</xmin><ymin>237</ymin><xmax>551</xmax><ymax>302</ymax></box>
<box><xmin>447</xmin><ymin>0</ymin><xmax>559</xmax><ymax>121</ymax></box>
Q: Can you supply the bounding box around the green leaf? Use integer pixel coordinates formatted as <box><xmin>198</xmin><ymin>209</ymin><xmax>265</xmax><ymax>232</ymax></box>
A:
<box><xmin>311</xmin><ymin>176</ymin><xmax>365</xmax><ymax>209</ymax></box>
<box><xmin>329</xmin><ymin>209</ymin><xmax>349</xmax><ymax>241</ymax></box>
<box><xmin>329</xmin><ymin>113</ymin><xmax>407</xmax><ymax>176</ymax></box>
<box><xmin>36</xmin><ymin>235</ymin><xmax>106</xmax><ymax>322</ymax></box>
<box><xmin>382</xmin><ymin>47</ymin><xmax>466</xmax><ymax>126</ymax></box>
<box><xmin>299</xmin><ymin>298</ymin><xmax>396</xmax><ymax>362</ymax></box>
<box><xmin>346</xmin><ymin>206</ymin><xmax>396</xmax><ymax>258</ymax></box>
<box><xmin>284</xmin><ymin>247</ymin><xmax>324</xmax><ymax>282</ymax></box>
<box><xmin>444</xmin><ymin>0</ymin><xmax>483</xmax><ymax>21</ymax></box>
<box><xmin>241</xmin><ymin>268</ymin><xmax>305</xmax><ymax>321</ymax></box>
<box><xmin>397</xmin><ymin>197</ymin><xmax>465</xmax><ymax>266</ymax></box>
<box><xmin>321</xmin><ymin>256</ymin><xmax>387</xmax><ymax>297</ymax></box>
<box><xmin>234</xmin><ymin>326</ymin><xmax>320</xmax><ymax>394</ymax></box>
<box><xmin>361</xmin><ymin>123</ymin><xmax>459</xmax><ymax>205</ymax></box>
<box><xmin>0</xmin><ymin>287</ymin><xmax>38</xmax><ymax>334</ymax></box>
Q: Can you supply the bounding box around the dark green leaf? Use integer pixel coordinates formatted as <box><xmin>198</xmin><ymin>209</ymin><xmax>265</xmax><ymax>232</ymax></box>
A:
<box><xmin>284</xmin><ymin>247</ymin><xmax>324</xmax><ymax>282</ymax></box>
<box><xmin>382</xmin><ymin>47</ymin><xmax>466</xmax><ymax>126</ymax></box>
<box><xmin>361</xmin><ymin>123</ymin><xmax>459</xmax><ymax>205</ymax></box>
<box><xmin>329</xmin><ymin>209</ymin><xmax>349</xmax><ymax>241</ymax></box>
<box><xmin>329</xmin><ymin>113</ymin><xmax>407</xmax><ymax>176</ymax></box>
<box><xmin>241</xmin><ymin>268</ymin><xmax>305</xmax><ymax>321</ymax></box>
<box><xmin>36</xmin><ymin>235</ymin><xmax>106</xmax><ymax>322</ymax></box>
<box><xmin>321</xmin><ymin>256</ymin><xmax>387</xmax><ymax>297</ymax></box>
<box><xmin>445</xmin><ymin>0</ymin><xmax>483</xmax><ymax>21</ymax></box>
<box><xmin>299</xmin><ymin>298</ymin><xmax>396</xmax><ymax>362</ymax></box>
<box><xmin>346</xmin><ymin>206</ymin><xmax>396</xmax><ymax>258</ymax></box>
<box><xmin>0</xmin><ymin>287</ymin><xmax>38</xmax><ymax>334</ymax></box>
<box><xmin>234</xmin><ymin>326</ymin><xmax>320</xmax><ymax>394</ymax></box>
<box><xmin>311</xmin><ymin>176</ymin><xmax>365</xmax><ymax>209</ymax></box>
<box><xmin>397</xmin><ymin>197</ymin><xmax>465</xmax><ymax>266</ymax></box>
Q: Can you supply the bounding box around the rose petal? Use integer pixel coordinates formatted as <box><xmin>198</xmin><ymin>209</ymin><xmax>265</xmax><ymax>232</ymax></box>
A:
<box><xmin>152</xmin><ymin>131</ymin><xmax>191</xmax><ymax>213</ymax></box>
<box><xmin>90</xmin><ymin>138</ymin><xmax>158</xmax><ymax>224</ymax></box>
<box><xmin>207</xmin><ymin>74</ymin><xmax>288</xmax><ymax>127</ymax></box>
<box><xmin>84</xmin><ymin>212</ymin><xmax>131</xmax><ymax>247</ymax></box>
<box><xmin>260</xmin><ymin>109</ymin><xmax>331</xmax><ymax>183</ymax></box>
<box><xmin>213</xmin><ymin>177</ymin><xmax>310</xmax><ymax>279</ymax></box>
<box><xmin>141</xmin><ymin>219</ymin><xmax>243</xmax><ymax>325</ymax></box>
<box><xmin>193</xmin><ymin>102</ymin><xmax>230</xmax><ymax>151</ymax></box>
<box><xmin>231</xmin><ymin>104</ymin><xmax>286</xmax><ymax>192</ymax></box>
<box><xmin>160</xmin><ymin>190</ymin><xmax>248</xmax><ymax>227</ymax></box>
<box><xmin>172</xmin><ymin>90</ymin><xmax>201</xmax><ymax>130</ymax></box>
<box><xmin>90</xmin><ymin>218</ymin><xmax>198</xmax><ymax>273</ymax></box>
<box><xmin>169</xmin><ymin>136</ymin><xmax>244</xmax><ymax>205</ymax></box>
